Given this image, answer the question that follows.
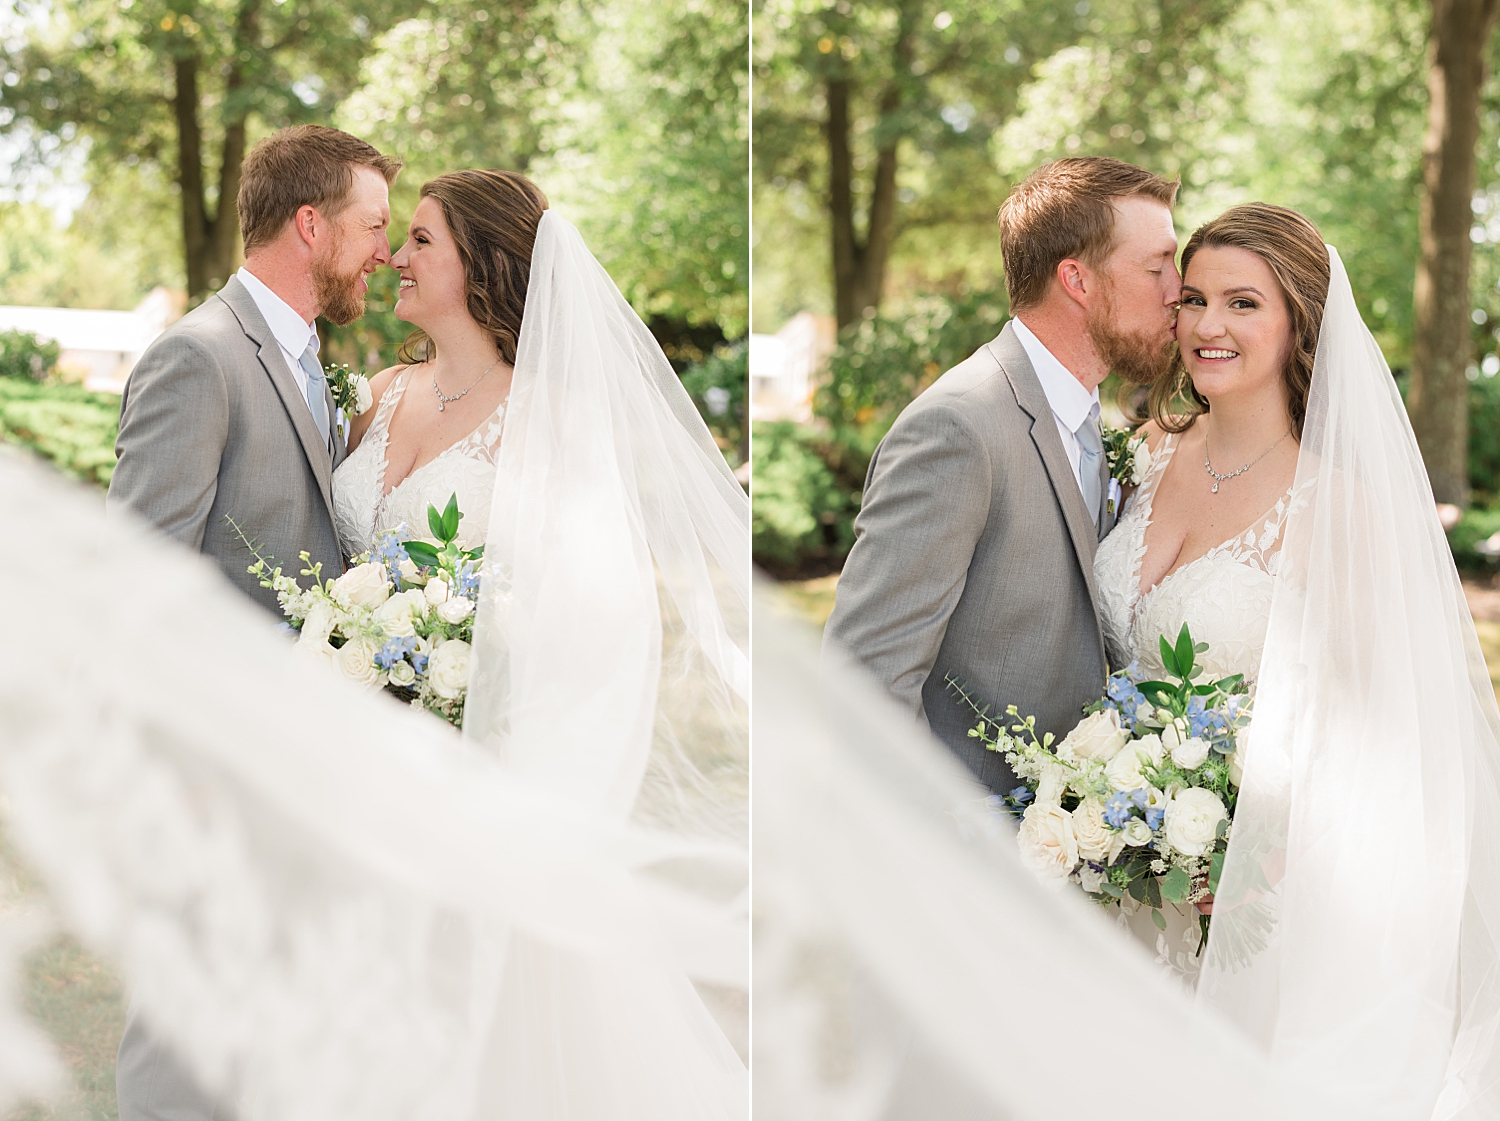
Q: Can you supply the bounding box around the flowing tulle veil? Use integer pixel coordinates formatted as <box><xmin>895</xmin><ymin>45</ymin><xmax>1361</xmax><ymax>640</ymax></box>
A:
<box><xmin>1199</xmin><ymin>246</ymin><xmax>1500</xmax><ymax>1118</ymax></box>
<box><xmin>0</xmin><ymin>210</ymin><xmax>748</xmax><ymax>1118</ymax></box>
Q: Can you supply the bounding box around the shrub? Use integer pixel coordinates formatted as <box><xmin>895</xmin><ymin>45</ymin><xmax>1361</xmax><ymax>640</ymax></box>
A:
<box><xmin>0</xmin><ymin>329</ymin><xmax>60</xmax><ymax>382</ymax></box>
<box><xmin>0</xmin><ymin>378</ymin><xmax>119</xmax><ymax>486</ymax></box>
<box><xmin>752</xmin><ymin>421</ymin><xmax>858</xmax><ymax>576</ymax></box>
<box><xmin>680</xmin><ymin>342</ymin><xmax>747</xmax><ymax>468</ymax></box>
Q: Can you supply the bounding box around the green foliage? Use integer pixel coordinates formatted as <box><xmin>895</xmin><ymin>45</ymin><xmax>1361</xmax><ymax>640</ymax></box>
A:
<box><xmin>1469</xmin><ymin>371</ymin><xmax>1500</xmax><ymax>505</ymax></box>
<box><xmin>0</xmin><ymin>377</ymin><xmax>118</xmax><ymax>485</ymax></box>
<box><xmin>680</xmin><ymin>342</ymin><xmax>749</xmax><ymax>468</ymax></box>
<box><xmin>0</xmin><ymin>329</ymin><xmax>60</xmax><ymax>381</ymax></box>
<box><xmin>1446</xmin><ymin>506</ymin><xmax>1500</xmax><ymax>570</ymax></box>
<box><xmin>751</xmin><ymin>420</ymin><xmax>859</xmax><ymax>575</ymax></box>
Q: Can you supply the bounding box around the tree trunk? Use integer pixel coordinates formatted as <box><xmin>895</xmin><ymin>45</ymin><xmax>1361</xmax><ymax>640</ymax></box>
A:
<box><xmin>173</xmin><ymin>55</ymin><xmax>213</xmax><ymax>300</ymax></box>
<box><xmin>1411</xmin><ymin>0</ymin><xmax>1500</xmax><ymax>506</ymax></box>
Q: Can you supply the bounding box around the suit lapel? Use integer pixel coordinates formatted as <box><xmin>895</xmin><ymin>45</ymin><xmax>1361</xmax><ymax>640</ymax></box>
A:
<box><xmin>987</xmin><ymin>323</ymin><xmax>1104</xmax><ymax>612</ymax></box>
<box><xmin>217</xmin><ymin>278</ymin><xmax>337</xmax><ymax>524</ymax></box>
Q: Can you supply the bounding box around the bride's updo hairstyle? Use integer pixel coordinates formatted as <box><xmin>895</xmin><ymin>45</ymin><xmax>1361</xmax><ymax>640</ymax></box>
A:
<box><xmin>398</xmin><ymin>169</ymin><xmax>549</xmax><ymax>366</ymax></box>
<box><xmin>1148</xmin><ymin>202</ymin><xmax>1330</xmax><ymax>440</ymax></box>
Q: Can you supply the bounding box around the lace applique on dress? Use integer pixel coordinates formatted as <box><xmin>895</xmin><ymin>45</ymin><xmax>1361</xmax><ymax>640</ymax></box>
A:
<box><xmin>332</xmin><ymin>366</ymin><xmax>507</xmax><ymax>558</ymax></box>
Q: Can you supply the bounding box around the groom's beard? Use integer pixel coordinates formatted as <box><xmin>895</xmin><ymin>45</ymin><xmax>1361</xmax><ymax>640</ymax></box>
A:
<box><xmin>1087</xmin><ymin>285</ymin><xmax>1175</xmax><ymax>386</ymax></box>
<box><xmin>312</xmin><ymin>236</ymin><xmax>368</xmax><ymax>327</ymax></box>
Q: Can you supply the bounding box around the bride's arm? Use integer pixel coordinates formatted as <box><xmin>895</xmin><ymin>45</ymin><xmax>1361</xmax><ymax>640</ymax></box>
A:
<box><xmin>345</xmin><ymin>365</ymin><xmax>407</xmax><ymax>455</ymax></box>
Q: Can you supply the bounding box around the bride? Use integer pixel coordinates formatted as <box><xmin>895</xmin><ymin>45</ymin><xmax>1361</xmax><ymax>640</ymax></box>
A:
<box><xmin>1097</xmin><ymin>203</ymin><xmax>1500</xmax><ymax>1116</ymax></box>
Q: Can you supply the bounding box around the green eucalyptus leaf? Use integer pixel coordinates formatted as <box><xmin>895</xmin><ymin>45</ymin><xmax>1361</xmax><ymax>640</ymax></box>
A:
<box><xmin>1151</xmin><ymin>908</ymin><xmax>1168</xmax><ymax>931</ymax></box>
<box><xmin>1209</xmin><ymin>851</ymin><xmax>1226</xmax><ymax>894</ymax></box>
<box><xmin>1161</xmin><ymin>866</ymin><xmax>1191</xmax><ymax>904</ymax></box>
<box><xmin>1144</xmin><ymin>876</ymin><xmax>1163</xmax><ymax>909</ymax></box>
<box><xmin>1127</xmin><ymin>876</ymin><xmax>1150</xmax><ymax>903</ymax></box>
<box><xmin>1099</xmin><ymin>880</ymin><xmax>1124</xmax><ymax>899</ymax></box>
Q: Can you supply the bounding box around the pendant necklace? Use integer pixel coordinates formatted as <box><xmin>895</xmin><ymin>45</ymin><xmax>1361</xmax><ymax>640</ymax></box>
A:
<box><xmin>432</xmin><ymin>357</ymin><xmax>500</xmax><ymax>413</ymax></box>
<box><xmin>1204</xmin><ymin>427</ymin><xmax>1291</xmax><ymax>493</ymax></box>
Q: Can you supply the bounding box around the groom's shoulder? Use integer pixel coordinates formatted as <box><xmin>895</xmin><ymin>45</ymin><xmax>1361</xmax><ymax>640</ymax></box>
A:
<box><xmin>899</xmin><ymin>329</ymin><xmax>1019</xmax><ymax>426</ymax></box>
<box><xmin>132</xmin><ymin>287</ymin><xmax>249</xmax><ymax>372</ymax></box>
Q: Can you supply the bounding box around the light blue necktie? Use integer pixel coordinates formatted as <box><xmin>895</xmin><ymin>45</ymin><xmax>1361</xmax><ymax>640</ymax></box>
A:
<box><xmin>298</xmin><ymin>340</ymin><xmax>331</xmax><ymax>451</ymax></box>
<box><xmin>1075</xmin><ymin>404</ymin><xmax>1104</xmax><ymax>528</ymax></box>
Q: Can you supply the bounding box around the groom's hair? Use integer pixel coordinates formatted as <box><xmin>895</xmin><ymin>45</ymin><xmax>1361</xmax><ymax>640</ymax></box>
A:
<box><xmin>238</xmin><ymin>126</ymin><xmax>402</xmax><ymax>253</ymax></box>
<box><xmin>998</xmin><ymin>158</ymin><xmax>1179</xmax><ymax>311</ymax></box>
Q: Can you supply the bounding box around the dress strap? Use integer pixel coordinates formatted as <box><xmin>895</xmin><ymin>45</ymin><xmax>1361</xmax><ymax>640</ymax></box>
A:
<box><xmin>366</xmin><ymin>365</ymin><xmax>412</xmax><ymax>446</ymax></box>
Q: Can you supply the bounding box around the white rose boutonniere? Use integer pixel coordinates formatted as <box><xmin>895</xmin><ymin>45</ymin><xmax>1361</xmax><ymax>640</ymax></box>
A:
<box><xmin>1100</xmin><ymin>422</ymin><xmax>1151</xmax><ymax>515</ymax></box>
<box><xmin>326</xmin><ymin>362</ymin><xmax>374</xmax><ymax>419</ymax></box>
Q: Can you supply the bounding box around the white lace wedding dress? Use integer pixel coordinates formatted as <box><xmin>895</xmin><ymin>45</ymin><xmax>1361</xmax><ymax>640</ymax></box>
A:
<box><xmin>1093</xmin><ymin>431</ymin><xmax>1292</xmax><ymax>982</ymax></box>
<box><xmin>332</xmin><ymin>364</ymin><xmax>507</xmax><ymax>555</ymax></box>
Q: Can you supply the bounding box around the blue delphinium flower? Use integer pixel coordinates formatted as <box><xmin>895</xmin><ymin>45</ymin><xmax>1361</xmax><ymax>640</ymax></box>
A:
<box><xmin>1104</xmin><ymin>791</ymin><xmax>1137</xmax><ymax>829</ymax></box>
<box><xmin>374</xmin><ymin>526</ymin><xmax>412</xmax><ymax>583</ymax></box>
<box><xmin>1105</xmin><ymin>672</ymin><xmax>1149</xmax><ymax>730</ymax></box>
<box><xmin>276</xmin><ymin>621</ymin><xmax>298</xmax><ymax>639</ymax></box>
<box><xmin>1145</xmin><ymin>805</ymin><xmax>1165</xmax><ymax>831</ymax></box>
<box><xmin>375</xmin><ymin>634</ymin><xmax>418</xmax><ymax>671</ymax></box>
<box><xmin>411</xmin><ymin>647</ymin><xmax>429</xmax><ymax>674</ymax></box>
<box><xmin>452</xmin><ymin>558</ymin><xmax>481</xmax><ymax>600</ymax></box>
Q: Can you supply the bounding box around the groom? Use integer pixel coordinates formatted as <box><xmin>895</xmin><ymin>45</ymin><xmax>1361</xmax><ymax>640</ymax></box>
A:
<box><xmin>107</xmin><ymin>124</ymin><xmax>400</xmax><ymax>1120</ymax></box>
<box><xmin>824</xmin><ymin>157</ymin><xmax>1180</xmax><ymax>793</ymax></box>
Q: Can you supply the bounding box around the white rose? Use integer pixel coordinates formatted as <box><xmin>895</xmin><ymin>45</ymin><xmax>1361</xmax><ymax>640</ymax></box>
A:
<box><xmin>299</xmin><ymin>600</ymin><xmax>336</xmax><ymax>647</ymax></box>
<box><xmin>1017</xmin><ymin>803</ymin><xmax>1079</xmax><ymax>882</ymax></box>
<box><xmin>1071</xmin><ymin>799</ymin><xmax>1114</xmax><ymax>863</ymax></box>
<box><xmin>1105</xmin><ymin>735</ymin><xmax>1160</xmax><ymax>791</ymax></box>
<box><xmin>403</xmin><ymin>587</ymin><xmax>429</xmax><ymax>617</ymax></box>
<box><xmin>353</xmin><ymin>374</ymin><xmax>374</xmax><ymax>416</ymax></box>
<box><xmin>1060</xmin><ymin>709</ymin><xmax>1130</xmax><ymax>763</ymax></box>
<box><xmin>334</xmin><ymin>637</ymin><xmax>383</xmax><ymax>688</ymax></box>
<box><xmin>1131</xmin><ymin>440</ymin><xmax>1152</xmax><ymax>485</ymax></box>
<box><xmin>424</xmin><ymin>577</ymin><xmax>450</xmax><ymax>606</ymax></box>
<box><xmin>1137</xmin><ymin>732</ymin><xmax>1165</xmax><ymax>765</ymax></box>
<box><xmin>387</xmin><ymin>659</ymin><xmax>417</xmax><ymax>687</ymax></box>
<box><xmin>331</xmin><ymin>562</ymin><xmax>390</xmax><ymax>609</ymax></box>
<box><xmin>426</xmin><ymin>639</ymin><xmax>471</xmax><ymax>700</ymax></box>
<box><xmin>437</xmin><ymin>597</ymin><xmax>474</xmax><ymax>625</ymax></box>
<box><xmin>1228</xmin><ymin>752</ymin><xmax>1244</xmax><ymax>788</ymax></box>
<box><xmin>1228</xmin><ymin>726</ymin><xmax>1251</xmax><ymax>787</ymax></box>
<box><xmin>374</xmin><ymin>593</ymin><xmax>417</xmax><ymax>637</ymax></box>
<box><xmin>1034</xmin><ymin>763</ymin><xmax>1068</xmax><ymax>809</ymax></box>
<box><xmin>1121</xmin><ymin>818</ymin><xmax>1154</xmax><ymax>846</ymax></box>
<box><xmin>1160</xmin><ymin>722</ymin><xmax>1181</xmax><ymax>755</ymax></box>
<box><xmin>1163</xmin><ymin>788</ymin><xmax>1228</xmax><ymax>857</ymax></box>
<box><xmin>296</xmin><ymin>639</ymin><xmax>337</xmax><ymax>669</ymax></box>
<box><xmin>1171</xmin><ymin>735</ymin><xmax>1211</xmax><ymax>771</ymax></box>
<box><xmin>398</xmin><ymin>556</ymin><xmax>423</xmax><ymax>584</ymax></box>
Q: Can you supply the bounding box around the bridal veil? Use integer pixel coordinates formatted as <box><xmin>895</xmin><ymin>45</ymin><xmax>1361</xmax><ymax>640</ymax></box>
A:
<box><xmin>0</xmin><ymin>210</ymin><xmax>747</xmax><ymax>1117</ymax></box>
<box><xmin>1199</xmin><ymin>246</ymin><xmax>1500</xmax><ymax>1119</ymax></box>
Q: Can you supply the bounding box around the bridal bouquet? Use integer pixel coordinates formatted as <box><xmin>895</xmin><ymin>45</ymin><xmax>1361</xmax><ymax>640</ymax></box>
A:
<box><xmin>234</xmin><ymin>494</ymin><xmax>482</xmax><ymax>727</ymax></box>
<box><xmin>952</xmin><ymin>625</ymin><xmax>1250</xmax><ymax>942</ymax></box>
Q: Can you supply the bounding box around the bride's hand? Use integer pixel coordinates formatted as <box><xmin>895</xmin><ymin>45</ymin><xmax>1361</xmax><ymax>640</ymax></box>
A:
<box><xmin>1195</xmin><ymin>893</ymin><xmax>1214</xmax><ymax>915</ymax></box>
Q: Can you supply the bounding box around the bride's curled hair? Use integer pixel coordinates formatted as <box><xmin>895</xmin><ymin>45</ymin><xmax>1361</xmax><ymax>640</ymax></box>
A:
<box><xmin>398</xmin><ymin>169</ymin><xmax>549</xmax><ymax>366</ymax></box>
<box><xmin>1147</xmin><ymin>202</ymin><xmax>1330</xmax><ymax>440</ymax></box>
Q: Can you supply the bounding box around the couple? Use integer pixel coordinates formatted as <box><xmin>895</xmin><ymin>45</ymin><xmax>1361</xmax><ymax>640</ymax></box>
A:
<box><xmin>107</xmin><ymin>126</ymin><xmax>749</xmax><ymax>1119</ymax></box>
<box><xmin>827</xmin><ymin>156</ymin><xmax>1500</xmax><ymax>1116</ymax></box>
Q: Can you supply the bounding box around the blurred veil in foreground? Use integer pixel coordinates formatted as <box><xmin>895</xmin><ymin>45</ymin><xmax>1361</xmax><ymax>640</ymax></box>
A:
<box><xmin>753</xmin><ymin>583</ymin><xmax>1316</xmax><ymax>1121</ymax></box>
<box><xmin>0</xmin><ymin>216</ymin><xmax>748</xmax><ymax>1121</ymax></box>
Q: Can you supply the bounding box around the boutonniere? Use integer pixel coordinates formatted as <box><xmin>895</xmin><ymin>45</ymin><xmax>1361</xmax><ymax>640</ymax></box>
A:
<box><xmin>325</xmin><ymin>362</ymin><xmax>374</xmax><ymax>439</ymax></box>
<box><xmin>1100</xmin><ymin>423</ymin><xmax>1152</xmax><ymax>516</ymax></box>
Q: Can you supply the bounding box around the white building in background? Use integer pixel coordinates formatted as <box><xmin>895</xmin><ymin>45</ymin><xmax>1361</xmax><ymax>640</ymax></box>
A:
<box><xmin>750</xmin><ymin>311</ymin><xmax>836</xmax><ymax>423</ymax></box>
<box><xmin>0</xmin><ymin>286</ymin><xmax>185</xmax><ymax>393</ymax></box>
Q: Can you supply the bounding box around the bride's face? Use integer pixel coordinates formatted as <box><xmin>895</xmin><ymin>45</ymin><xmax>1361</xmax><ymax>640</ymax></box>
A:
<box><xmin>1177</xmin><ymin>246</ymin><xmax>1294</xmax><ymax>406</ymax></box>
<box><xmin>391</xmin><ymin>196</ymin><xmax>469</xmax><ymax>329</ymax></box>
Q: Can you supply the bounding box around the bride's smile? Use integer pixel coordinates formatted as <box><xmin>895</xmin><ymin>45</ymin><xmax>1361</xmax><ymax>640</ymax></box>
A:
<box><xmin>1177</xmin><ymin>244</ymin><xmax>1294</xmax><ymax>407</ymax></box>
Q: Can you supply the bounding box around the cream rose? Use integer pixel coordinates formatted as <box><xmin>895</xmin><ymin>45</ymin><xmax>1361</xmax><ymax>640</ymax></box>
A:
<box><xmin>1017</xmin><ymin>803</ymin><xmax>1078</xmax><ymax>882</ymax></box>
<box><xmin>374</xmin><ymin>593</ymin><xmax>418</xmax><ymax>637</ymax></box>
<box><xmin>423</xmin><ymin>577</ymin><xmax>450</xmax><ymax>606</ymax></box>
<box><xmin>331</xmin><ymin>562</ymin><xmax>390</xmax><ymax>610</ymax></box>
<box><xmin>1171</xmin><ymin>735</ymin><xmax>1210</xmax><ymax>771</ymax></box>
<box><xmin>353</xmin><ymin>374</ymin><xmax>374</xmax><ymax>416</ymax></box>
<box><xmin>1121</xmin><ymin>818</ymin><xmax>1154</xmax><ymax>847</ymax></box>
<box><xmin>1071</xmin><ymin>799</ymin><xmax>1114</xmax><ymax>863</ymax></box>
<box><xmin>1228</xmin><ymin>752</ymin><xmax>1244</xmax><ymax>788</ymax></box>
<box><xmin>1163</xmin><ymin>788</ymin><xmax>1228</xmax><ymax>857</ymax></box>
<box><xmin>1060</xmin><ymin>709</ymin><xmax>1130</xmax><ymax>763</ymax></box>
<box><xmin>1105</xmin><ymin>735</ymin><xmax>1160</xmax><ymax>791</ymax></box>
<box><xmin>296</xmin><ymin>638</ymin><xmax>337</xmax><ymax>669</ymax></box>
<box><xmin>437</xmin><ymin>597</ymin><xmax>475</xmax><ymax>625</ymax></box>
<box><xmin>427</xmin><ymin>639</ymin><xmax>471</xmax><ymax>700</ymax></box>
<box><xmin>334</xmin><ymin>637</ymin><xmax>383</xmax><ymax>687</ymax></box>
<box><xmin>387</xmin><ymin>659</ymin><xmax>417</xmax><ymax>688</ymax></box>
<box><xmin>403</xmin><ymin>587</ymin><xmax>429</xmax><ymax>616</ymax></box>
<box><xmin>1034</xmin><ymin>763</ymin><xmax>1068</xmax><ymax>809</ymax></box>
<box><xmin>299</xmin><ymin>600</ymin><xmax>336</xmax><ymax>646</ymax></box>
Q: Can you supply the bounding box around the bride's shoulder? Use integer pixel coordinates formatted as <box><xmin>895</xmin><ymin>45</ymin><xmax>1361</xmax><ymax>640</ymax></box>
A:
<box><xmin>367</xmin><ymin>362</ymin><xmax>412</xmax><ymax>401</ymax></box>
<box><xmin>1135</xmin><ymin>416</ymin><xmax>1194</xmax><ymax>453</ymax></box>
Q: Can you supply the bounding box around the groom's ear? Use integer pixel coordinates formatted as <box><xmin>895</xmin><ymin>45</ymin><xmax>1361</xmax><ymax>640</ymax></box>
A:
<box><xmin>1055</xmin><ymin>258</ymin><xmax>1095</xmax><ymax>309</ymax></box>
<box><xmin>293</xmin><ymin>204</ymin><xmax>323</xmax><ymax>249</ymax></box>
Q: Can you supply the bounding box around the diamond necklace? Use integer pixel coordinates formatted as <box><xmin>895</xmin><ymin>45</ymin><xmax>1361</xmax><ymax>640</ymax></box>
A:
<box><xmin>432</xmin><ymin>356</ymin><xmax>500</xmax><ymax>413</ymax></box>
<box><xmin>1203</xmin><ymin>427</ymin><xmax>1291</xmax><ymax>493</ymax></box>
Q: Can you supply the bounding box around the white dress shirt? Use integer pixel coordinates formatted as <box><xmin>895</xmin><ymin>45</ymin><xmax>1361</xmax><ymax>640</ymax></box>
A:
<box><xmin>1010</xmin><ymin>316</ymin><xmax>1100</xmax><ymax>495</ymax></box>
<box><xmin>236</xmin><ymin>266</ymin><xmax>319</xmax><ymax>404</ymax></box>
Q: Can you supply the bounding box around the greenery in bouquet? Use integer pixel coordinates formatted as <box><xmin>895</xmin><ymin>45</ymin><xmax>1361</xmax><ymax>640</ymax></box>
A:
<box><xmin>951</xmin><ymin>625</ymin><xmax>1251</xmax><ymax>950</ymax></box>
<box><xmin>232</xmin><ymin>494</ymin><xmax>483</xmax><ymax>728</ymax></box>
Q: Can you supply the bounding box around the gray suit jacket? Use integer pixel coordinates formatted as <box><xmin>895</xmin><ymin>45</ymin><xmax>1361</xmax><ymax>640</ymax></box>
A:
<box><xmin>108</xmin><ymin>276</ymin><xmax>346</xmax><ymax>615</ymax></box>
<box><xmin>824</xmin><ymin>322</ymin><xmax>1109</xmax><ymax>794</ymax></box>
